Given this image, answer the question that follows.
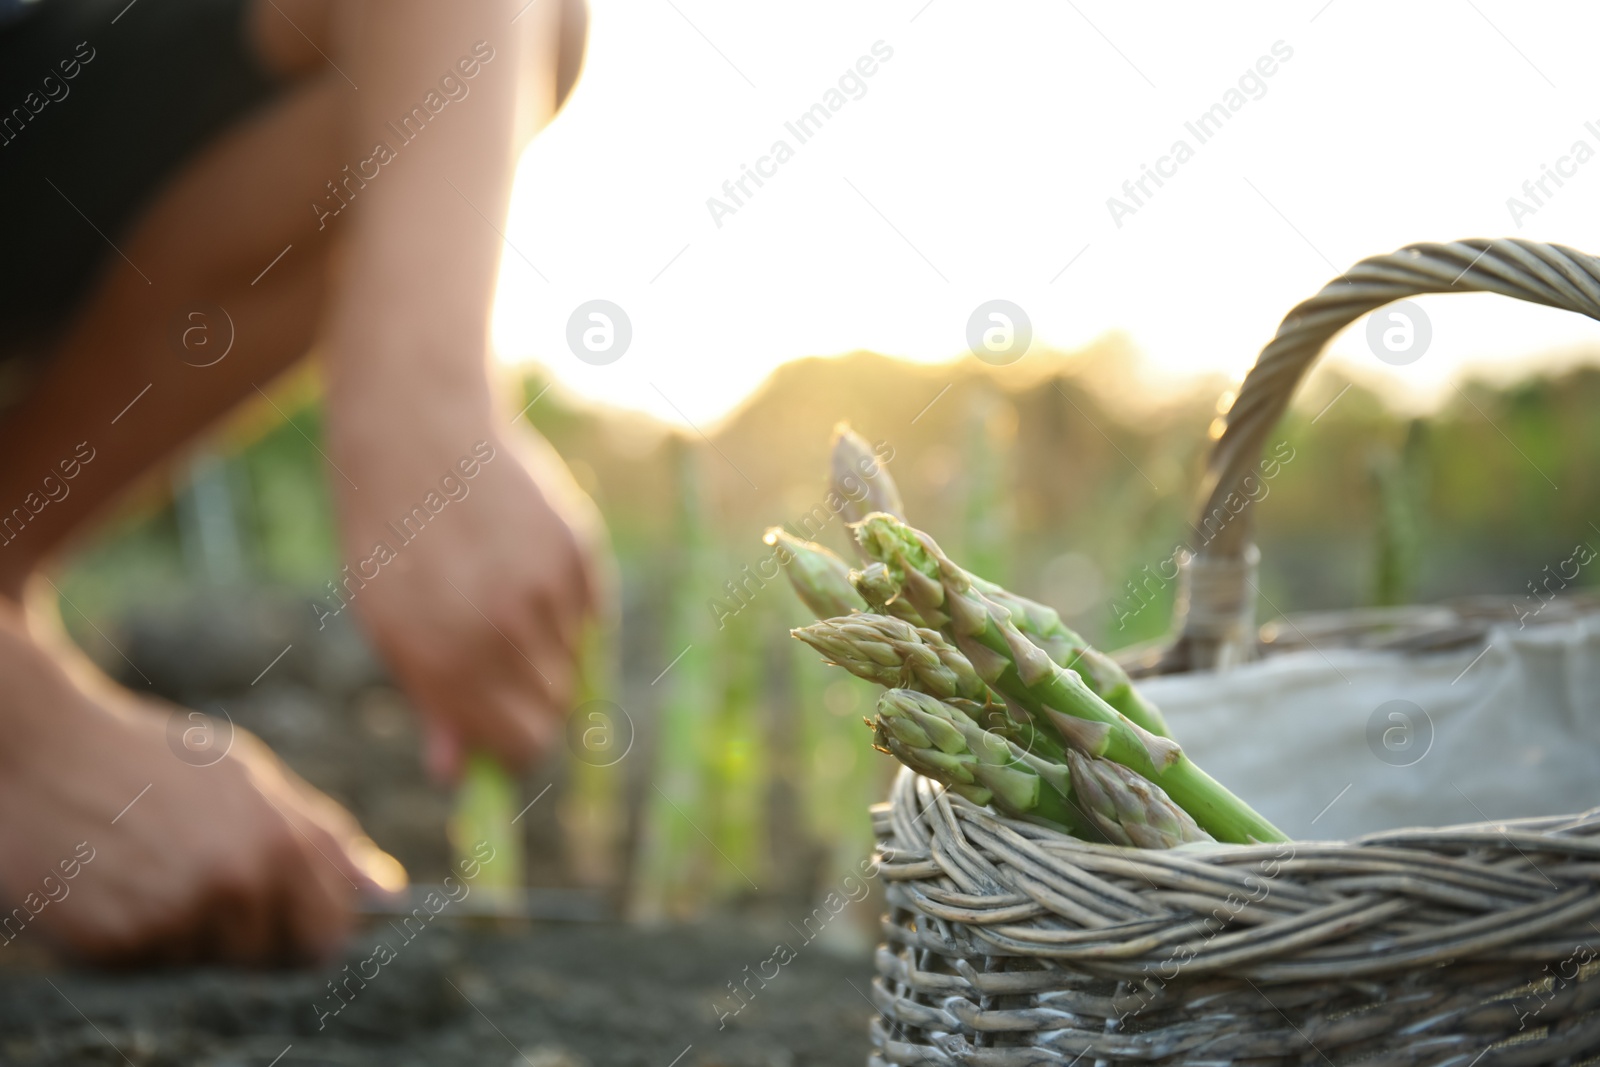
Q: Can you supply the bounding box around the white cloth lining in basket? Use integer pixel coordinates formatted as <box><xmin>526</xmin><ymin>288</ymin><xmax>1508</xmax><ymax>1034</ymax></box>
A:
<box><xmin>1135</xmin><ymin>613</ymin><xmax>1600</xmax><ymax>841</ymax></box>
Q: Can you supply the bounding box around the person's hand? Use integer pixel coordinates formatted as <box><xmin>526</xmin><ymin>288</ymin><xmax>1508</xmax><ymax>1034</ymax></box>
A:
<box><xmin>331</xmin><ymin>421</ymin><xmax>604</xmax><ymax>778</ymax></box>
<box><xmin>0</xmin><ymin>605</ymin><xmax>405</xmax><ymax>965</ymax></box>
<box><xmin>308</xmin><ymin>0</ymin><xmax>604</xmax><ymax>778</ymax></box>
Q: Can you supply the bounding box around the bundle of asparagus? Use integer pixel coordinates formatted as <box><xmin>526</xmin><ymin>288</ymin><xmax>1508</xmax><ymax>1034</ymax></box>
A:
<box><xmin>766</xmin><ymin>426</ymin><xmax>1284</xmax><ymax>847</ymax></box>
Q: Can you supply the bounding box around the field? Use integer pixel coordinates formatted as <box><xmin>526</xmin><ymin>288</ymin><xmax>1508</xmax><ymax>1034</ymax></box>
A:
<box><xmin>17</xmin><ymin>343</ymin><xmax>1600</xmax><ymax>1062</ymax></box>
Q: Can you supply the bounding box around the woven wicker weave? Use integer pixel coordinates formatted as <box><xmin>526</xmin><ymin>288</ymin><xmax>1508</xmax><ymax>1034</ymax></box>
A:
<box><xmin>869</xmin><ymin>239</ymin><xmax>1600</xmax><ymax>1066</ymax></box>
<box><xmin>872</xmin><ymin>772</ymin><xmax>1600</xmax><ymax>1066</ymax></box>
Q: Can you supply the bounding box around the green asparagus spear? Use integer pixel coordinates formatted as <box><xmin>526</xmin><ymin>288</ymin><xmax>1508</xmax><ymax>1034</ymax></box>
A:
<box><xmin>869</xmin><ymin>692</ymin><xmax>990</xmax><ymax>805</ymax></box>
<box><xmin>795</xmin><ymin>613</ymin><xmax>1067</xmax><ymax>764</ymax></box>
<box><xmin>827</xmin><ymin>427</ymin><xmax>1170</xmax><ymax>737</ymax></box>
<box><xmin>793</xmin><ymin>613</ymin><xmax>987</xmax><ymax>703</ymax></box>
<box><xmin>968</xmin><ymin>577</ymin><xmax>1171</xmax><ymax>738</ymax></box>
<box><xmin>853</xmin><ymin>513</ymin><xmax>1285</xmax><ymax>845</ymax></box>
<box><xmin>877</xmin><ymin>735</ymin><xmax>993</xmax><ymax>807</ymax></box>
<box><xmin>852</xmin><ymin>561</ymin><xmax>936</xmax><ymax>628</ymax></box>
<box><xmin>825</xmin><ymin>435</ymin><xmax>1165</xmax><ymax>739</ymax></box>
<box><xmin>831</xmin><ymin>424</ymin><xmax>904</xmax><ymax>528</ymax></box>
<box><xmin>799</xmin><ymin>619</ymin><xmax>1208</xmax><ymax>847</ymax></box>
<box><xmin>875</xmin><ymin>689</ymin><xmax>1100</xmax><ymax>839</ymax></box>
<box><xmin>877</xmin><ymin>690</ymin><xmax>1202</xmax><ymax>848</ymax></box>
<box><xmin>1066</xmin><ymin>750</ymin><xmax>1209</xmax><ymax>849</ymax></box>
<box><xmin>763</xmin><ymin>527</ymin><xmax>868</xmax><ymax>619</ymax></box>
<box><xmin>856</xmin><ymin>534</ymin><xmax>1170</xmax><ymax>738</ymax></box>
<box><xmin>793</xmin><ymin>617</ymin><xmax>1216</xmax><ymax>851</ymax></box>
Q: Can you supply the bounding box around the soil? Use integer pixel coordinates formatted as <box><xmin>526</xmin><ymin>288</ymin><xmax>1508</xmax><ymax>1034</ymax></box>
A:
<box><xmin>0</xmin><ymin>921</ymin><xmax>875</xmax><ymax>1066</ymax></box>
<box><xmin>6</xmin><ymin>592</ymin><xmax>881</xmax><ymax>1066</ymax></box>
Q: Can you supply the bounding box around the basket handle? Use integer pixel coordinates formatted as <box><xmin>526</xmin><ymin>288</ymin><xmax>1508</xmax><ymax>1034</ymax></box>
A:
<box><xmin>1159</xmin><ymin>238</ymin><xmax>1600</xmax><ymax>672</ymax></box>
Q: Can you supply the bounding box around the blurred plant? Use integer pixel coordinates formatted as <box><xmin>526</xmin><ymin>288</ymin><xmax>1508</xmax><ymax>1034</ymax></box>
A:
<box><xmin>558</xmin><ymin>620</ymin><xmax>627</xmax><ymax>891</ymax></box>
<box><xmin>955</xmin><ymin>386</ymin><xmax>1017</xmax><ymax>587</ymax></box>
<box><xmin>630</xmin><ymin>441</ymin><xmax>726</xmax><ymax>919</ymax></box>
<box><xmin>706</xmin><ymin>592</ymin><xmax>767</xmax><ymax>899</ymax></box>
<box><xmin>1370</xmin><ymin>419</ymin><xmax>1429</xmax><ymax>607</ymax></box>
<box><xmin>173</xmin><ymin>447</ymin><xmax>249</xmax><ymax>585</ymax></box>
<box><xmin>449</xmin><ymin>752</ymin><xmax>524</xmax><ymax>907</ymax></box>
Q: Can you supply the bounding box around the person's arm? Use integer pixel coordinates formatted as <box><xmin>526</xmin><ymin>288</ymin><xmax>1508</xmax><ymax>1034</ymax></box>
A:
<box><xmin>323</xmin><ymin>1</ymin><xmax>599</xmax><ymax>776</ymax></box>
<box><xmin>325</xmin><ymin>1</ymin><xmax>514</xmax><ymax>425</ymax></box>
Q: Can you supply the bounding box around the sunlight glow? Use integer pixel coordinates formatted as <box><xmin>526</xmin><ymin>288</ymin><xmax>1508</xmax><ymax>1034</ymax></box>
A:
<box><xmin>493</xmin><ymin>0</ymin><xmax>1600</xmax><ymax>427</ymax></box>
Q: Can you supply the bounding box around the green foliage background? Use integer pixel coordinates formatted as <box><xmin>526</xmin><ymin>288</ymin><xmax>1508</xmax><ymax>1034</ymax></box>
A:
<box><xmin>55</xmin><ymin>346</ymin><xmax>1600</xmax><ymax>915</ymax></box>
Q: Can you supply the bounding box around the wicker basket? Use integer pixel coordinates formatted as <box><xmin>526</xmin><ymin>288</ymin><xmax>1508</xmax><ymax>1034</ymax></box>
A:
<box><xmin>869</xmin><ymin>239</ymin><xmax>1600</xmax><ymax>1066</ymax></box>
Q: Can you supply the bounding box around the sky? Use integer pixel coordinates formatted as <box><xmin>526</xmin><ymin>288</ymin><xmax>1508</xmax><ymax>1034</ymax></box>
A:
<box><xmin>492</xmin><ymin>0</ymin><xmax>1600</xmax><ymax>428</ymax></box>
